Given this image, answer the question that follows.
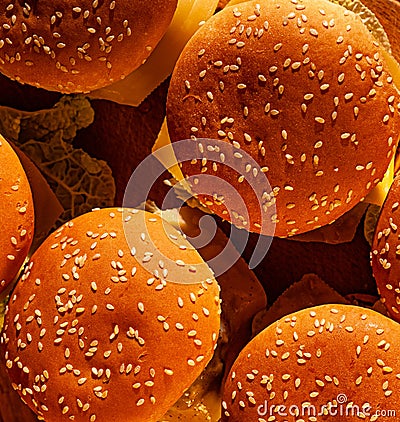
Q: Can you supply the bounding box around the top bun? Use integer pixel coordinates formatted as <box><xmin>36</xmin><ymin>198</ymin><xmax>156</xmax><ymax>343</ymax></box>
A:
<box><xmin>371</xmin><ymin>175</ymin><xmax>400</xmax><ymax>321</ymax></box>
<box><xmin>167</xmin><ymin>0</ymin><xmax>400</xmax><ymax>237</ymax></box>
<box><xmin>222</xmin><ymin>304</ymin><xmax>400</xmax><ymax>421</ymax></box>
<box><xmin>0</xmin><ymin>0</ymin><xmax>178</xmax><ymax>93</ymax></box>
<box><xmin>2</xmin><ymin>208</ymin><xmax>220</xmax><ymax>421</ymax></box>
<box><xmin>0</xmin><ymin>135</ymin><xmax>34</xmax><ymax>294</ymax></box>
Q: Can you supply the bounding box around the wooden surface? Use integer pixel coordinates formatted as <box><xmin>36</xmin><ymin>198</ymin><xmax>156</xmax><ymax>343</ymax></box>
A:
<box><xmin>0</xmin><ymin>0</ymin><xmax>399</xmax><ymax>420</ymax></box>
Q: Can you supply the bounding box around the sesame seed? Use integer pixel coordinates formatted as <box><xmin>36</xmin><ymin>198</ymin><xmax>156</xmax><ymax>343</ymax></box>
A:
<box><xmin>320</xmin><ymin>83</ymin><xmax>330</xmax><ymax>91</ymax></box>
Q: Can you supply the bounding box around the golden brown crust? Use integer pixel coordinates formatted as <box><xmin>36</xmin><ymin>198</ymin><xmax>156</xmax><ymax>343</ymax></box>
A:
<box><xmin>167</xmin><ymin>0</ymin><xmax>400</xmax><ymax>237</ymax></box>
<box><xmin>0</xmin><ymin>135</ymin><xmax>34</xmax><ymax>294</ymax></box>
<box><xmin>222</xmin><ymin>304</ymin><xmax>400</xmax><ymax>421</ymax></box>
<box><xmin>371</xmin><ymin>175</ymin><xmax>400</xmax><ymax>321</ymax></box>
<box><xmin>1</xmin><ymin>208</ymin><xmax>220</xmax><ymax>421</ymax></box>
<box><xmin>0</xmin><ymin>0</ymin><xmax>178</xmax><ymax>93</ymax></box>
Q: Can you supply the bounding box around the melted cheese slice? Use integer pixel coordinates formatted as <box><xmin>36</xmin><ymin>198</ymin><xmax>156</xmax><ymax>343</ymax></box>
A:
<box><xmin>365</xmin><ymin>153</ymin><xmax>395</xmax><ymax>206</ymax></box>
<box><xmin>152</xmin><ymin>118</ymin><xmax>184</xmax><ymax>182</ymax></box>
<box><xmin>90</xmin><ymin>0</ymin><xmax>219</xmax><ymax>106</ymax></box>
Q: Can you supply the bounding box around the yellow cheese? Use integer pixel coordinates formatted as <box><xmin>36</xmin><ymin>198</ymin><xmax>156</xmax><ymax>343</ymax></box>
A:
<box><xmin>381</xmin><ymin>48</ymin><xmax>400</xmax><ymax>86</ymax></box>
<box><xmin>159</xmin><ymin>388</ymin><xmax>221</xmax><ymax>421</ymax></box>
<box><xmin>152</xmin><ymin>118</ymin><xmax>185</xmax><ymax>182</ymax></box>
<box><xmin>364</xmin><ymin>153</ymin><xmax>395</xmax><ymax>206</ymax></box>
<box><xmin>364</xmin><ymin>46</ymin><xmax>400</xmax><ymax>205</ymax></box>
<box><xmin>89</xmin><ymin>0</ymin><xmax>219</xmax><ymax>106</ymax></box>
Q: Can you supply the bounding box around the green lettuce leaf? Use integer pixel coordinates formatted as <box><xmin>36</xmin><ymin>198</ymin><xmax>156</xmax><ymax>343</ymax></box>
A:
<box><xmin>0</xmin><ymin>95</ymin><xmax>116</xmax><ymax>225</ymax></box>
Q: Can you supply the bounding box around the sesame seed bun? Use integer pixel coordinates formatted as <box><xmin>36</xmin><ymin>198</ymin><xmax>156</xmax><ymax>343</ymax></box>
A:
<box><xmin>0</xmin><ymin>0</ymin><xmax>178</xmax><ymax>93</ymax></box>
<box><xmin>1</xmin><ymin>208</ymin><xmax>220</xmax><ymax>421</ymax></box>
<box><xmin>0</xmin><ymin>135</ymin><xmax>34</xmax><ymax>294</ymax></box>
<box><xmin>371</xmin><ymin>175</ymin><xmax>400</xmax><ymax>321</ymax></box>
<box><xmin>222</xmin><ymin>304</ymin><xmax>400</xmax><ymax>421</ymax></box>
<box><xmin>166</xmin><ymin>0</ymin><xmax>400</xmax><ymax>237</ymax></box>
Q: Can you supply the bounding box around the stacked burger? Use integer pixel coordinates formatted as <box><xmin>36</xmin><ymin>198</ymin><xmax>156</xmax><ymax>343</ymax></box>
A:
<box><xmin>0</xmin><ymin>0</ymin><xmax>400</xmax><ymax>421</ymax></box>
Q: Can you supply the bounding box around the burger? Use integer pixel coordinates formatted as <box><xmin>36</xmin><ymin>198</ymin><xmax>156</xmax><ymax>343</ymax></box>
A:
<box><xmin>0</xmin><ymin>202</ymin><xmax>268</xmax><ymax>421</ymax></box>
<box><xmin>222</xmin><ymin>303</ymin><xmax>400</xmax><ymax>421</ymax></box>
<box><xmin>0</xmin><ymin>134</ymin><xmax>34</xmax><ymax>295</ymax></box>
<box><xmin>1</xmin><ymin>207</ymin><xmax>221</xmax><ymax>421</ymax></box>
<box><xmin>166</xmin><ymin>0</ymin><xmax>400</xmax><ymax>237</ymax></box>
<box><xmin>0</xmin><ymin>0</ymin><xmax>178</xmax><ymax>93</ymax></box>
